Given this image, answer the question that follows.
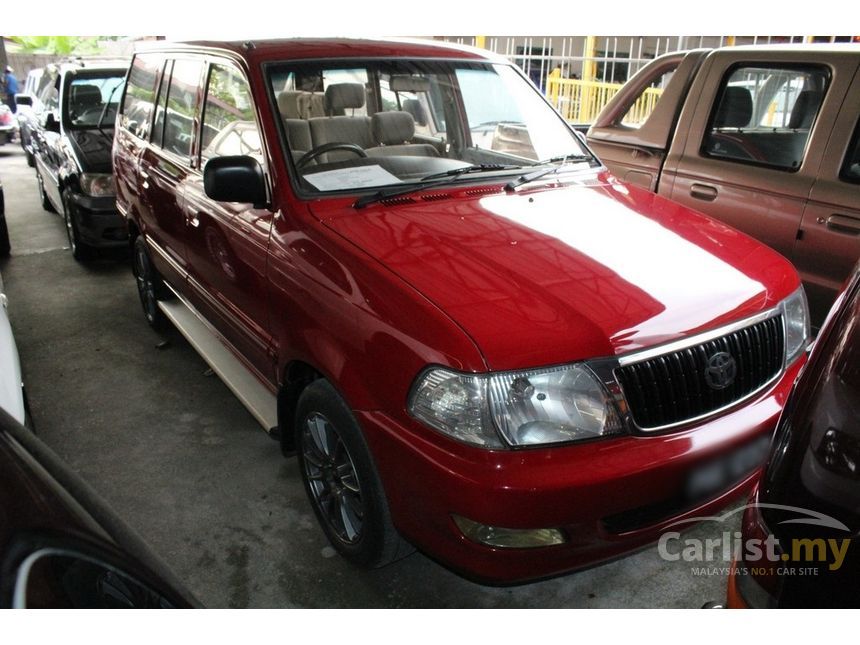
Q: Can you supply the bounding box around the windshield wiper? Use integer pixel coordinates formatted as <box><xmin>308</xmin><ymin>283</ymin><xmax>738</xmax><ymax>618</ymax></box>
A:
<box><xmin>504</xmin><ymin>154</ymin><xmax>594</xmax><ymax>192</ymax></box>
<box><xmin>353</xmin><ymin>178</ymin><xmax>452</xmax><ymax>209</ymax></box>
<box><xmin>420</xmin><ymin>163</ymin><xmax>521</xmax><ymax>182</ymax></box>
<box><xmin>95</xmin><ymin>81</ymin><xmax>123</xmax><ymax>143</ymax></box>
<box><xmin>354</xmin><ymin>164</ymin><xmax>523</xmax><ymax>209</ymax></box>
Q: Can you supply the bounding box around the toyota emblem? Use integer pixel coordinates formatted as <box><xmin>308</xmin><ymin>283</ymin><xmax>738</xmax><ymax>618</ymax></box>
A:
<box><xmin>704</xmin><ymin>352</ymin><xmax>737</xmax><ymax>390</ymax></box>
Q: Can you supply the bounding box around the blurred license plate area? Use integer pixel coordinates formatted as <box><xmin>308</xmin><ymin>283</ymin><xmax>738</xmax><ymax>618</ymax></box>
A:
<box><xmin>603</xmin><ymin>435</ymin><xmax>771</xmax><ymax>534</ymax></box>
<box><xmin>685</xmin><ymin>435</ymin><xmax>771</xmax><ymax>502</ymax></box>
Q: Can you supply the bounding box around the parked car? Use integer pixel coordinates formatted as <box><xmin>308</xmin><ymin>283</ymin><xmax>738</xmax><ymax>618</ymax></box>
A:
<box><xmin>0</xmin><ymin>406</ymin><xmax>195</xmax><ymax>608</ymax></box>
<box><xmin>586</xmin><ymin>45</ymin><xmax>860</xmax><ymax>327</ymax></box>
<box><xmin>726</xmin><ymin>262</ymin><xmax>860</xmax><ymax>608</ymax></box>
<box><xmin>15</xmin><ymin>66</ymin><xmax>49</xmax><ymax>167</ymax></box>
<box><xmin>0</xmin><ymin>104</ymin><xmax>15</xmax><ymax>146</ymax></box>
<box><xmin>30</xmin><ymin>61</ymin><xmax>129</xmax><ymax>260</ymax></box>
<box><xmin>114</xmin><ymin>39</ymin><xmax>809</xmax><ymax>584</ymax></box>
<box><xmin>0</xmin><ymin>195</ymin><xmax>26</xmax><ymax>424</ymax></box>
<box><xmin>0</xmin><ymin>175</ymin><xmax>9</xmax><ymax>257</ymax></box>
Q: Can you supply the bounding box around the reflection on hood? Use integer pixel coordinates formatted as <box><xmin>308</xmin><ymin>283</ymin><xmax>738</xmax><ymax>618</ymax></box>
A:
<box><xmin>68</xmin><ymin>130</ymin><xmax>113</xmax><ymax>173</ymax></box>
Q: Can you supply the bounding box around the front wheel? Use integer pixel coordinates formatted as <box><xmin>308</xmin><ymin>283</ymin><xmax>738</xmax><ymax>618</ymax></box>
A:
<box><xmin>36</xmin><ymin>170</ymin><xmax>55</xmax><ymax>213</ymax></box>
<box><xmin>62</xmin><ymin>192</ymin><xmax>90</xmax><ymax>261</ymax></box>
<box><xmin>0</xmin><ymin>214</ymin><xmax>10</xmax><ymax>257</ymax></box>
<box><xmin>295</xmin><ymin>380</ymin><xmax>412</xmax><ymax>568</ymax></box>
<box><xmin>132</xmin><ymin>236</ymin><xmax>169</xmax><ymax>331</ymax></box>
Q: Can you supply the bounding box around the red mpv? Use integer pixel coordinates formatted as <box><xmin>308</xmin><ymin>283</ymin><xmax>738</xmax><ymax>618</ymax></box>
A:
<box><xmin>112</xmin><ymin>38</ymin><xmax>809</xmax><ymax>583</ymax></box>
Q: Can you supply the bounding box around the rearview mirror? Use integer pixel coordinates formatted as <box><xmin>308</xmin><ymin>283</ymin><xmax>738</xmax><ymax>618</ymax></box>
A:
<box><xmin>44</xmin><ymin>112</ymin><xmax>60</xmax><ymax>133</ymax></box>
<box><xmin>15</xmin><ymin>94</ymin><xmax>33</xmax><ymax>107</ymax></box>
<box><xmin>203</xmin><ymin>156</ymin><xmax>268</xmax><ymax>207</ymax></box>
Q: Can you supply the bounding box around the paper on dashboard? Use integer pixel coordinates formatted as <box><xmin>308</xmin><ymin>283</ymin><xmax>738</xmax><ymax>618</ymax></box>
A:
<box><xmin>302</xmin><ymin>165</ymin><xmax>402</xmax><ymax>191</ymax></box>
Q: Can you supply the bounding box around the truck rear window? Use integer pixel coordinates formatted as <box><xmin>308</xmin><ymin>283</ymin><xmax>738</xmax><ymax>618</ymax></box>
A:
<box><xmin>702</xmin><ymin>64</ymin><xmax>830</xmax><ymax>171</ymax></box>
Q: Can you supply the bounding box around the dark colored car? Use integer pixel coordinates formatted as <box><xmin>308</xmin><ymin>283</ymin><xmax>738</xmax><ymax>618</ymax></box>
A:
<box><xmin>31</xmin><ymin>62</ymin><xmax>129</xmax><ymax>260</ymax></box>
<box><xmin>0</xmin><ymin>175</ymin><xmax>8</xmax><ymax>257</ymax></box>
<box><xmin>15</xmin><ymin>66</ymin><xmax>49</xmax><ymax>167</ymax></box>
<box><xmin>113</xmin><ymin>39</ymin><xmax>809</xmax><ymax>584</ymax></box>
<box><xmin>0</xmin><ymin>407</ymin><xmax>195</xmax><ymax>608</ymax></box>
<box><xmin>727</xmin><ymin>264</ymin><xmax>860</xmax><ymax>608</ymax></box>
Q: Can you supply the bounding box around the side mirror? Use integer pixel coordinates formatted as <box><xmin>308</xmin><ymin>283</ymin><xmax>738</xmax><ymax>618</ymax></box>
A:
<box><xmin>44</xmin><ymin>112</ymin><xmax>60</xmax><ymax>133</ymax></box>
<box><xmin>203</xmin><ymin>156</ymin><xmax>267</xmax><ymax>207</ymax></box>
<box><xmin>15</xmin><ymin>94</ymin><xmax>33</xmax><ymax>107</ymax></box>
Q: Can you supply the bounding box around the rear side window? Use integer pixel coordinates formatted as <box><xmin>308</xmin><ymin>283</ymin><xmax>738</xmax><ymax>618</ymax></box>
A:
<box><xmin>200</xmin><ymin>64</ymin><xmax>262</xmax><ymax>163</ymax></box>
<box><xmin>121</xmin><ymin>55</ymin><xmax>160</xmax><ymax>139</ymax></box>
<box><xmin>620</xmin><ymin>66</ymin><xmax>676</xmax><ymax>128</ymax></box>
<box><xmin>162</xmin><ymin>59</ymin><xmax>204</xmax><ymax>157</ymax></box>
<box><xmin>841</xmin><ymin>118</ymin><xmax>860</xmax><ymax>184</ymax></box>
<box><xmin>703</xmin><ymin>65</ymin><xmax>829</xmax><ymax>171</ymax></box>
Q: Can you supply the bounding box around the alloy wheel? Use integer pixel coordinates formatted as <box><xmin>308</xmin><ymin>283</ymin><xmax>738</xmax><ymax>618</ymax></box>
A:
<box><xmin>63</xmin><ymin>206</ymin><xmax>76</xmax><ymax>254</ymax></box>
<box><xmin>301</xmin><ymin>412</ymin><xmax>365</xmax><ymax>544</ymax></box>
<box><xmin>133</xmin><ymin>244</ymin><xmax>158</xmax><ymax>324</ymax></box>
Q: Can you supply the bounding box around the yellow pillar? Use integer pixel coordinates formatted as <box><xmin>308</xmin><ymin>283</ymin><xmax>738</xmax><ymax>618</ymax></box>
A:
<box><xmin>726</xmin><ymin>36</ymin><xmax>736</xmax><ymax>46</ymax></box>
<box><xmin>579</xmin><ymin>36</ymin><xmax>598</xmax><ymax>122</ymax></box>
<box><xmin>475</xmin><ymin>36</ymin><xmax>486</xmax><ymax>49</ymax></box>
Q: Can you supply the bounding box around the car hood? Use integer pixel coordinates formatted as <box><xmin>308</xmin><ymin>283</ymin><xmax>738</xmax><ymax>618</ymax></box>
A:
<box><xmin>68</xmin><ymin>129</ymin><xmax>113</xmax><ymax>174</ymax></box>
<box><xmin>312</xmin><ymin>172</ymin><xmax>799</xmax><ymax>371</ymax></box>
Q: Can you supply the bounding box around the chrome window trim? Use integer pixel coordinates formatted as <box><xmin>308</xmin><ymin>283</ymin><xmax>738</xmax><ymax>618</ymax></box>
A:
<box><xmin>588</xmin><ymin>305</ymin><xmax>786</xmax><ymax>434</ymax></box>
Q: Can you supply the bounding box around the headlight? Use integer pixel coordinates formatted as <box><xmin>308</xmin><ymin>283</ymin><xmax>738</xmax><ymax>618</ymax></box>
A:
<box><xmin>80</xmin><ymin>173</ymin><xmax>115</xmax><ymax>197</ymax></box>
<box><xmin>780</xmin><ymin>286</ymin><xmax>809</xmax><ymax>366</ymax></box>
<box><xmin>408</xmin><ymin>364</ymin><xmax>624</xmax><ymax>449</ymax></box>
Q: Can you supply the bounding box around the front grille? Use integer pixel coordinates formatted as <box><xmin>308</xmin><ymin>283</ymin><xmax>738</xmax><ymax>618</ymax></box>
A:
<box><xmin>615</xmin><ymin>314</ymin><xmax>784</xmax><ymax>430</ymax></box>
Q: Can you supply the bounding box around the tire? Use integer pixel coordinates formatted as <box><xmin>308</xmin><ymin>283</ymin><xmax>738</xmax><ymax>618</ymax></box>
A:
<box><xmin>25</xmin><ymin>149</ymin><xmax>35</xmax><ymax>168</ymax></box>
<box><xmin>62</xmin><ymin>192</ymin><xmax>91</xmax><ymax>262</ymax></box>
<box><xmin>0</xmin><ymin>214</ymin><xmax>10</xmax><ymax>257</ymax></box>
<box><xmin>36</xmin><ymin>170</ymin><xmax>55</xmax><ymax>213</ymax></box>
<box><xmin>295</xmin><ymin>380</ymin><xmax>412</xmax><ymax>568</ymax></box>
<box><xmin>132</xmin><ymin>236</ymin><xmax>169</xmax><ymax>331</ymax></box>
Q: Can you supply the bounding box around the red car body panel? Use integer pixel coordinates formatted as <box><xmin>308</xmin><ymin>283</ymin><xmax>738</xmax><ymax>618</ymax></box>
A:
<box><xmin>112</xmin><ymin>38</ymin><xmax>808</xmax><ymax>583</ymax></box>
<box><xmin>313</xmin><ymin>171</ymin><xmax>799</xmax><ymax>371</ymax></box>
<box><xmin>358</xmin><ymin>359</ymin><xmax>800</xmax><ymax>583</ymax></box>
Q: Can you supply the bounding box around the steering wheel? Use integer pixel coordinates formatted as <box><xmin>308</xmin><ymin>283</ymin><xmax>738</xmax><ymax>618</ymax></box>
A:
<box><xmin>296</xmin><ymin>142</ymin><xmax>367</xmax><ymax>169</ymax></box>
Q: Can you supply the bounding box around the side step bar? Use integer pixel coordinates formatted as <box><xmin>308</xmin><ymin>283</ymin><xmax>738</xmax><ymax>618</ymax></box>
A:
<box><xmin>157</xmin><ymin>293</ymin><xmax>278</xmax><ymax>436</ymax></box>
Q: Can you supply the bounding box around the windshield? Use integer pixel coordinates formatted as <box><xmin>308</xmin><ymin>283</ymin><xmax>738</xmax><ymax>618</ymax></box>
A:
<box><xmin>63</xmin><ymin>72</ymin><xmax>126</xmax><ymax>130</ymax></box>
<box><xmin>266</xmin><ymin>60</ymin><xmax>591</xmax><ymax>194</ymax></box>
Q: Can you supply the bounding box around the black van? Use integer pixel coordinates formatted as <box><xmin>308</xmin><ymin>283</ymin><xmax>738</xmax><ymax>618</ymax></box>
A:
<box><xmin>30</xmin><ymin>62</ymin><xmax>129</xmax><ymax>260</ymax></box>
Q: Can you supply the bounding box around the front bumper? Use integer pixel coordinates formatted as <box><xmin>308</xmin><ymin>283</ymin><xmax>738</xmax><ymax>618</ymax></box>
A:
<box><xmin>69</xmin><ymin>192</ymin><xmax>128</xmax><ymax>248</ymax></box>
<box><xmin>358</xmin><ymin>356</ymin><xmax>804</xmax><ymax>584</ymax></box>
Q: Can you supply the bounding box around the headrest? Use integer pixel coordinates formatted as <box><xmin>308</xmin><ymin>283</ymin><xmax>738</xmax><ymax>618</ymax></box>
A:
<box><xmin>277</xmin><ymin>91</ymin><xmax>303</xmax><ymax>119</ymax></box>
<box><xmin>325</xmin><ymin>83</ymin><xmax>365</xmax><ymax>113</ymax></box>
<box><xmin>713</xmin><ymin>86</ymin><xmax>752</xmax><ymax>129</ymax></box>
<box><xmin>371</xmin><ymin>111</ymin><xmax>415</xmax><ymax>146</ymax></box>
<box><xmin>71</xmin><ymin>84</ymin><xmax>102</xmax><ymax>108</ymax></box>
<box><xmin>389</xmin><ymin>75</ymin><xmax>431</xmax><ymax>93</ymax></box>
<box><xmin>402</xmin><ymin>98</ymin><xmax>427</xmax><ymax>126</ymax></box>
<box><xmin>788</xmin><ymin>90</ymin><xmax>823</xmax><ymax>130</ymax></box>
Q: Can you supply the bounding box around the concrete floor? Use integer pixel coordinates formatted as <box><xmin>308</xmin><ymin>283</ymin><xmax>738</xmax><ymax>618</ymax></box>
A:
<box><xmin>0</xmin><ymin>145</ymin><xmax>738</xmax><ymax>607</ymax></box>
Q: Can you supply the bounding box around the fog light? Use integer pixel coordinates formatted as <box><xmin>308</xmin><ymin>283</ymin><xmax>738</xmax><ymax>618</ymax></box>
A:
<box><xmin>453</xmin><ymin>515</ymin><xmax>566</xmax><ymax>548</ymax></box>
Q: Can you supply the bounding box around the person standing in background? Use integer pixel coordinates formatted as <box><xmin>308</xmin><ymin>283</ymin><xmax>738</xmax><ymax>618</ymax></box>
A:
<box><xmin>4</xmin><ymin>66</ymin><xmax>18</xmax><ymax>113</ymax></box>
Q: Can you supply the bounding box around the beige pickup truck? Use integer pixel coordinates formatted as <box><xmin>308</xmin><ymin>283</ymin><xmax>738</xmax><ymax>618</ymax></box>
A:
<box><xmin>587</xmin><ymin>44</ymin><xmax>860</xmax><ymax>325</ymax></box>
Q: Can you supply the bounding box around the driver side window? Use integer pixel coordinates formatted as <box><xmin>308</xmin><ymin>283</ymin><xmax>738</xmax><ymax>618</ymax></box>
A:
<box><xmin>200</xmin><ymin>63</ymin><xmax>262</xmax><ymax>164</ymax></box>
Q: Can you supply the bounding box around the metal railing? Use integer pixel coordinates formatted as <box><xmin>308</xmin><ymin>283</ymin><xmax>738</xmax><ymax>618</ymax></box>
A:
<box><xmin>436</xmin><ymin>35</ymin><xmax>809</xmax><ymax>124</ymax></box>
<box><xmin>546</xmin><ymin>77</ymin><xmax>663</xmax><ymax>125</ymax></box>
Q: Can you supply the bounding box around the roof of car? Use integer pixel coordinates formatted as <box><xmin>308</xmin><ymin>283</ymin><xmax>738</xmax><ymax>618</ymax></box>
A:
<box><xmin>58</xmin><ymin>60</ymin><xmax>129</xmax><ymax>75</ymax></box>
<box><xmin>135</xmin><ymin>37</ymin><xmax>507</xmax><ymax>65</ymax></box>
<box><xmin>721</xmin><ymin>43</ymin><xmax>860</xmax><ymax>54</ymax></box>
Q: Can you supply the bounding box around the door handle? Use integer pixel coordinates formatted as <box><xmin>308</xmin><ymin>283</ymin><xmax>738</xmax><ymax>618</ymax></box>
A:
<box><xmin>631</xmin><ymin>147</ymin><xmax>657</xmax><ymax>159</ymax></box>
<box><xmin>184</xmin><ymin>204</ymin><xmax>200</xmax><ymax>228</ymax></box>
<box><xmin>823</xmin><ymin>214</ymin><xmax>860</xmax><ymax>236</ymax></box>
<box><xmin>690</xmin><ymin>183</ymin><xmax>718</xmax><ymax>202</ymax></box>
